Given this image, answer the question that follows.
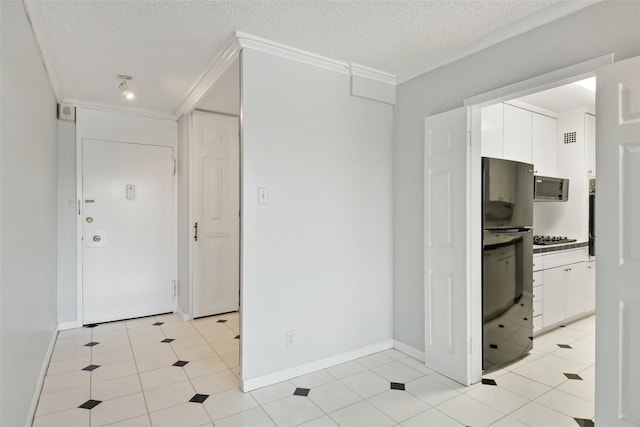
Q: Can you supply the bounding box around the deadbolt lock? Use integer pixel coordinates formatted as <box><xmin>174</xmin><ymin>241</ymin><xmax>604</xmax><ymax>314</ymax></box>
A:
<box><xmin>86</xmin><ymin>217</ymin><xmax>94</xmax><ymax>223</ymax></box>
<box><xmin>92</xmin><ymin>235</ymin><xmax>101</xmax><ymax>242</ymax></box>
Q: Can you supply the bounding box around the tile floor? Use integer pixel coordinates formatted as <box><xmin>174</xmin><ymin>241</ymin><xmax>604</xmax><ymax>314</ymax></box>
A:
<box><xmin>32</xmin><ymin>313</ymin><xmax>596</xmax><ymax>427</ymax></box>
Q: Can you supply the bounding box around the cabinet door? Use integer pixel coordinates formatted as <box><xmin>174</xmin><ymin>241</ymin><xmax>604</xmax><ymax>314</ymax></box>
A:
<box><xmin>481</xmin><ymin>103</ymin><xmax>504</xmax><ymax>158</ymax></box>
<box><xmin>503</xmin><ymin>104</ymin><xmax>532</xmax><ymax>163</ymax></box>
<box><xmin>565</xmin><ymin>262</ymin><xmax>588</xmax><ymax>318</ymax></box>
<box><xmin>585</xmin><ymin>113</ymin><xmax>596</xmax><ymax>178</ymax></box>
<box><xmin>542</xmin><ymin>266</ymin><xmax>565</xmax><ymax>327</ymax></box>
<box><xmin>532</xmin><ymin>113</ymin><xmax>557</xmax><ymax>176</ymax></box>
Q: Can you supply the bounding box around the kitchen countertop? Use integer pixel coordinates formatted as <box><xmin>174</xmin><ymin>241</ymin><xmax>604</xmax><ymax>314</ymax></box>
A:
<box><xmin>533</xmin><ymin>241</ymin><xmax>589</xmax><ymax>254</ymax></box>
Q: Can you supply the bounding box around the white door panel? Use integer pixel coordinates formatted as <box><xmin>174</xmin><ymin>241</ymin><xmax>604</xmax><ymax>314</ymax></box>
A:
<box><xmin>595</xmin><ymin>55</ymin><xmax>640</xmax><ymax>426</ymax></box>
<box><xmin>82</xmin><ymin>139</ymin><xmax>175</xmax><ymax>324</ymax></box>
<box><xmin>192</xmin><ymin>112</ymin><xmax>240</xmax><ymax>318</ymax></box>
<box><xmin>424</xmin><ymin>107</ymin><xmax>471</xmax><ymax>385</ymax></box>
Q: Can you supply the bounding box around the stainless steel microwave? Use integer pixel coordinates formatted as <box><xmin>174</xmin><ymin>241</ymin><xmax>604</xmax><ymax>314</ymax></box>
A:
<box><xmin>534</xmin><ymin>175</ymin><xmax>569</xmax><ymax>201</ymax></box>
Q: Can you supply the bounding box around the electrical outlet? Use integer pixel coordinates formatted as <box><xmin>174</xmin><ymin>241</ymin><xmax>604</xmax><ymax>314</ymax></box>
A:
<box><xmin>286</xmin><ymin>330</ymin><xmax>295</xmax><ymax>347</ymax></box>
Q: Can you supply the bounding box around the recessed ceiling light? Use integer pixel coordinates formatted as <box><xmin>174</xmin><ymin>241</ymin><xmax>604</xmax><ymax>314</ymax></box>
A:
<box><xmin>118</xmin><ymin>74</ymin><xmax>135</xmax><ymax>101</ymax></box>
<box><xmin>574</xmin><ymin>77</ymin><xmax>595</xmax><ymax>92</ymax></box>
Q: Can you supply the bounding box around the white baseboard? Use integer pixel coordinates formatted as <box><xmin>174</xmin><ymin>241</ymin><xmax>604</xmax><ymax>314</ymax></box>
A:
<box><xmin>176</xmin><ymin>308</ymin><xmax>192</xmax><ymax>321</ymax></box>
<box><xmin>57</xmin><ymin>320</ymin><xmax>82</xmax><ymax>331</ymax></box>
<box><xmin>241</xmin><ymin>339</ymin><xmax>394</xmax><ymax>392</ymax></box>
<box><xmin>393</xmin><ymin>340</ymin><xmax>425</xmax><ymax>362</ymax></box>
<box><xmin>26</xmin><ymin>327</ymin><xmax>58</xmax><ymax>427</ymax></box>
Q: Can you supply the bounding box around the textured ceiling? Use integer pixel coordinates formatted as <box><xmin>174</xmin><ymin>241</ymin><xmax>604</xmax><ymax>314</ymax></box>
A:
<box><xmin>26</xmin><ymin>0</ymin><xmax>595</xmax><ymax>116</ymax></box>
<box><xmin>516</xmin><ymin>80</ymin><xmax>596</xmax><ymax>113</ymax></box>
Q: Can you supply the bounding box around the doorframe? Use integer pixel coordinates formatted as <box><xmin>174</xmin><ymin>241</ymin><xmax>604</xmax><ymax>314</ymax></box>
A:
<box><xmin>460</xmin><ymin>54</ymin><xmax>613</xmax><ymax>382</ymax></box>
<box><xmin>75</xmin><ymin>137</ymin><xmax>179</xmax><ymax>326</ymax></box>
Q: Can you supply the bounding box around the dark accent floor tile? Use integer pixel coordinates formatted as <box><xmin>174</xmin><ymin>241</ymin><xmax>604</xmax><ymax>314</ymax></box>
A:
<box><xmin>560</xmin><ymin>325</ymin><xmax>566</xmax><ymax>327</ymax></box>
<box><xmin>216</xmin><ymin>319</ymin><xmax>227</xmax><ymax>323</ymax></box>
<box><xmin>523</xmin><ymin>317</ymin><xmax>528</xmax><ymax>321</ymax></box>
<box><xmin>234</xmin><ymin>335</ymin><xmax>240</xmax><ymax>339</ymax></box>
<box><xmin>173</xmin><ymin>360</ymin><xmax>189</xmax><ymax>367</ymax></box>
<box><xmin>564</xmin><ymin>373</ymin><xmax>583</xmax><ymax>380</ymax></box>
<box><xmin>82</xmin><ymin>364</ymin><xmax>100</xmax><ymax>372</ymax></box>
<box><xmin>498</xmin><ymin>324</ymin><xmax>504</xmax><ymax>328</ymax></box>
<box><xmin>489</xmin><ymin>344</ymin><xmax>498</xmax><ymax>349</ymax></box>
<box><xmin>84</xmin><ymin>324</ymin><xmax>98</xmax><ymax>328</ymax></box>
<box><xmin>84</xmin><ymin>342</ymin><xmax>99</xmax><ymax>347</ymax></box>
<box><xmin>79</xmin><ymin>399</ymin><xmax>102</xmax><ymax>410</ymax></box>
<box><xmin>482</xmin><ymin>378</ymin><xmax>497</xmax><ymax>386</ymax></box>
<box><xmin>294</xmin><ymin>387</ymin><xmax>310</xmax><ymax>397</ymax></box>
<box><xmin>390</xmin><ymin>382</ymin><xmax>406</xmax><ymax>391</ymax></box>
<box><xmin>529</xmin><ymin>336</ymin><xmax>533</xmax><ymax>341</ymax></box>
<box><xmin>152</xmin><ymin>322</ymin><xmax>164</xmax><ymax>326</ymax></box>
<box><xmin>558</xmin><ymin>344</ymin><xmax>573</xmax><ymax>349</ymax></box>
<box><xmin>189</xmin><ymin>394</ymin><xmax>209</xmax><ymax>403</ymax></box>
<box><xmin>574</xmin><ymin>418</ymin><xmax>595</xmax><ymax>427</ymax></box>
<box><xmin>161</xmin><ymin>338</ymin><xmax>175</xmax><ymax>343</ymax></box>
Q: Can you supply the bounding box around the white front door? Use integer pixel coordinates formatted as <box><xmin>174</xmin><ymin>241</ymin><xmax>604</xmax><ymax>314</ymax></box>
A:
<box><xmin>595</xmin><ymin>55</ymin><xmax>640</xmax><ymax>426</ymax></box>
<box><xmin>424</xmin><ymin>107</ymin><xmax>474</xmax><ymax>385</ymax></box>
<box><xmin>82</xmin><ymin>139</ymin><xmax>175</xmax><ymax>324</ymax></box>
<box><xmin>191</xmin><ymin>112</ymin><xmax>240</xmax><ymax>318</ymax></box>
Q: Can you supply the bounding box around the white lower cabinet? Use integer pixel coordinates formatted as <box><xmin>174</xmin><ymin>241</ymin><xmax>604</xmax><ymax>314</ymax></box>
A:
<box><xmin>535</xmin><ymin>248</ymin><xmax>594</xmax><ymax>332</ymax></box>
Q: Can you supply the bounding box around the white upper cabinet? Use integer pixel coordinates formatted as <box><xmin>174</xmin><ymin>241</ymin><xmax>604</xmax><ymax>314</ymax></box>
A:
<box><xmin>503</xmin><ymin>104</ymin><xmax>532</xmax><ymax>163</ymax></box>
<box><xmin>481</xmin><ymin>103</ymin><xmax>504</xmax><ymax>158</ymax></box>
<box><xmin>532</xmin><ymin>113</ymin><xmax>557</xmax><ymax>176</ymax></box>
<box><xmin>585</xmin><ymin>113</ymin><xmax>596</xmax><ymax>177</ymax></box>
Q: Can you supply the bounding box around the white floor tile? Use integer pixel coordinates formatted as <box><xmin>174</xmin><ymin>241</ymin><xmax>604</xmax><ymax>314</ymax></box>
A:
<box><xmin>91</xmin><ymin>348</ymin><xmax>134</xmax><ymax>366</ymax></box>
<box><xmin>91</xmin><ymin>374</ymin><xmax>141</xmax><ymax>401</ymax></box>
<box><xmin>50</xmin><ymin>345</ymin><xmax>92</xmax><ymax>362</ymax></box>
<box><xmin>307</xmin><ymin>381</ymin><xmax>362</xmax><ymax>413</ymax></box>
<box><xmin>341</xmin><ymin>370</ymin><xmax>390</xmax><ymax>398</ymax></box>
<box><xmin>557</xmin><ymin>377</ymin><xmax>595</xmax><ymax>401</ymax></box>
<box><xmin>356</xmin><ymin>352</ymin><xmax>396</xmax><ymax>369</ymax></box>
<box><xmin>32</xmin><ymin>408</ymin><xmax>90</xmax><ymax>427</ymax></box>
<box><xmin>35</xmin><ymin>385</ymin><xmax>90</xmax><ymax>416</ymax></box>
<box><xmin>397</xmin><ymin>357</ymin><xmax>434</xmax><ymax>376</ymax></box>
<box><xmin>90</xmin><ymin>392</ymin><xmax>148</xmax><ymax>427</ymax></box>
<box><xmin>535</xmin><ymin>388</ymin><xmax>594</xmax><ymax>419</ymax></box>
<box><xmin>214</xmin><ymin>407</ymin><xmax>276</xmax><ymax>427</ymax></box>
<box><xmin>381</xmin><ymin>349</ymin><xmax>409</xmax><ymax>360</ymax></box>
<box><xmin>465</xmin><ymin>384</ymin><xmax>529</xmax><ymax>414</ymax></box>
<box><xmin>189</xmin><ymin>369</ymin><xmax>239</xmax><ymax>395</ymax></box>
<box><xmin>400</xmin><ymin>408</ymin><xmax>463</xmax><ymax>427</ymax></box>
<box><xmin>182</xmin><ymin>356</ymin><xmax>228</xmax><ymax>379</ymax></box>
<box><xmin>134</xmin><ymin>352</ymin><xmax>178</xmax><ymax>373</ymax></box>
<box><xmin>512</xmin><ymin>362</ymin><xmax>569</xmax><ymax>387</ymax></box>
<box><xmin>436</xmin><ymin>394</ymin><xmax>504</xmax><ymax>427</ymax></box>
<box><xmin>368</xmin><ymin>390</ymin><xmax>431</xmax><ymax>423</ymax></box>
<box><xmin>142</xmin><ymin>380</ymin><xmax>195</xmax><ymax>412</ymax></box>
<box><xmin>405</xmin><ymin>375</ymin><xmax>460</xmax><ymax>406</ymax></box>
<box><xmin>91</xmin><ymin>360</ymin><xmax>138</xmax><ymax>384</ymax></box>
<box><xmin>509</xmin><ymin>401</ymin><xmax>578</xmax><ymax>427</ymax></box>
<box><xmin>532</xmin><ymin>353</ymin><xmax>589</xmax><ymax>374</ymax></box>
<box><xmin>173</xmin><ymin>344</ymin><xmax>217</xmax><ymax>361</ymax></box>
<box><xmin>492</xmin><ymin>372</ymin><xmax>551</xmax><ymax>400</ymax></box>
<box><xmin>579</xmin><ymin>364</ymin><xmax>595</xmax><ymax>382</ymax></box>
<box><xmin>139</xmin><ymin>366</ymin><xmax>188</xmax><ymax>391</ymax></box>
<box><xmin>202</xmin><ymin>388</ymin><xmax>259</xmax><ymax>421</ymax></box>
<box><xmin>103</xmin><ymin>414</ymin><xmax>152</xmax><ymax>427</ymax></box>
<box><xmin>298</xmin><ymin>415</ymin><xmax>339</xmax><ymax>427</ymax></box>
<box><xmin>41</xmin><ymin>370</ymin><xmax>91</xmax><ymax>394</ymax></box>
<box><xmin>46</xmin><ymin>355</ymin><xmax>92</xmax><ymax>376</ymax></box>
<box><xmin>291</xmin><ymin>370</ymin><xmax>336</xmax><ymax>389</ymax></box>
<box><xmin>325</xmin><ymin>361</ymin><xmax>367</xmax><ymax>379</ymax></box>
<box><xmin>250</xmin><ymin>381</ymin><xmax>296</xmax><ymax>405</ymax></box>
<box><xmin>372</xmin><ymin>360</ymin><xmax>423</xmax><ymax>384</ymax></box>
<box><xmin>489</xmin><ymin>416</ymin><xmax>529</xmax><ymax>426</ymax></box>
<box><xmin>218</xmin><ymin>350</ymin><xmax>240</xmax><ymax>369</ymax></box>
<box><xmin>148</xmin><ymin>402</ymin><xmax>211</xmax><ymax>427</ymax></box>
<box><xmin>262</xmin><ymin>395</ymin><xmax>324</xmax><ymax>426</ymax></box>
<box><xmin>328</xmin><ymin>400</ymin><xmax>395</xmax><ymax>427</ymax></box>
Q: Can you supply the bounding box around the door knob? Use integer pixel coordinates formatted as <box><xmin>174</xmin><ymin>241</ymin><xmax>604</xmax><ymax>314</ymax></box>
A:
<box><xmin>86</xmin><ymin>216</ymin><xmax>94</xmax><ymax>223</ymax></box>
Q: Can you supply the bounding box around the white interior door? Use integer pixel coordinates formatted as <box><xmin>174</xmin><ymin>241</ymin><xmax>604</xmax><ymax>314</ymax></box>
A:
<box><xmin>82</xmin><ymin>139</ymin><xmax>175</xmax><ymax>324</ymax></box>
<box><xmin>595</xmin><ymin>55</ymin><xmax>640</xmax><ymax>426</ymax></box>
<box><xmin>191</xmin><ymin>112</ymin><xmax>240</xmax><ymax>318</ymax></box>
<box><xmin>424</xmin><ymin>107</ymin><xmax>473</xmax><ymax>385</ymax></box>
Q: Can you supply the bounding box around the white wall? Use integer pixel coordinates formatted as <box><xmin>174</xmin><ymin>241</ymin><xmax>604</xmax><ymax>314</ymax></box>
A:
<box><xmin>176</xmin><ymin>114</ymin><xmax>191</xmax><ymax>317</ymax></box>
<box><xmin>196</xmin><ymin>58</ymin><xmax>240</xmax><ymax>116</ymax></box>
<box><xmin>240</xmin><ymin>48</ymin><xmax>394</xmax><ymax>385</ymax></box>
<box><xmin>394</xmin><ymin>1</ymin><xmax>640</xmax><ymax>352</ymax></box>
<box><xmin>0</xmin><ymin>2</ymin><xmax>59</xmax><ymax>425</ymax></box>
<box><xmin>57</xmin><ymin>120</ymin><xmax>77</xmax><ymax>323</ymax></box>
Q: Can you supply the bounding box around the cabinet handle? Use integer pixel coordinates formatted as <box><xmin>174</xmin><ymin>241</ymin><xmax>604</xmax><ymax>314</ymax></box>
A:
<box><xmin>194</xmin><ymin>222</ymin><xmax>198</xmax><ymax>242</ymax></box>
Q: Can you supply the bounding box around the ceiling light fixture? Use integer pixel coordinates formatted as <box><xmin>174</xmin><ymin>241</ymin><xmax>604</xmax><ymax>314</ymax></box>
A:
<box><xmin>118</xmin><ymin>74</ymin><xmax>135</xmax><ymax>100</ymax></box>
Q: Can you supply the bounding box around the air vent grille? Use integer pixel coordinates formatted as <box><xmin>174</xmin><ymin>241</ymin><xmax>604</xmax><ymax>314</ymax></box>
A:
<box><xmin>564</xmin><ymin>131</ymin><xmax>577</xmax><ymax>144</ymax></box>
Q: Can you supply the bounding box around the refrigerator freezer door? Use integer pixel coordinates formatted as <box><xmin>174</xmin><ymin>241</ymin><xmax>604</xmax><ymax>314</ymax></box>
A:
<box><xmin>482</xmin><ymin>157</ymin><xmax>534</xmax><ymax>228</ymax></box>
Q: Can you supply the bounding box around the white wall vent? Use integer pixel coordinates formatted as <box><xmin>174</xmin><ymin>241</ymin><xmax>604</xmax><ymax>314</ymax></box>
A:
<box><xmin>563</xmin><ymin>131</ymin><xmax>577</xmax><ymax>144</ymax></box>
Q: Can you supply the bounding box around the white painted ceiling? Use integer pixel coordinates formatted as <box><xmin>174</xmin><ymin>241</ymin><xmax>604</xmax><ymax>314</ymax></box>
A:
<box><xmin>516</xmin><ymin>79</ymin><xmax>595</xmax><ymax>113</ymax></box>
<box><xmin>26</xmin><ymin>0</ymin><xmax>596</xmax><ymax>117</ymax></box>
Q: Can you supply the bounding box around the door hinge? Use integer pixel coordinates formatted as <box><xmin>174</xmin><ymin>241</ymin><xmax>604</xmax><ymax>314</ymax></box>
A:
<box><xmin>467</xmin><ymin>131</ymin><xmax>472</xmax><ymax>146</ymax></box>
<box><xmin>172</xmin><ymin>280</ymin><xmax>177</xmax><ymax>297</ymax></box>
<box><xmin>172</xmin><ymin>158</ymin><xmax>177</xmax><ymax>176</ymax></box>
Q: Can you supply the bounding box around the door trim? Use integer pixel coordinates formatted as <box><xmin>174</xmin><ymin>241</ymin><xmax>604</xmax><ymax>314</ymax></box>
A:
<box><xmin>76</xmin><ymin>137</ymin><xmax>178</xmax><ymax>325</ymax></box>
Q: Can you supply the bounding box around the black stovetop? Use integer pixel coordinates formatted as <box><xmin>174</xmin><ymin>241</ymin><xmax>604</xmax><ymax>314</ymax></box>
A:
<box><xmin>533</xmin><ymin>235</ymin><xmax>577</xmax><ymax>245</ymax></box>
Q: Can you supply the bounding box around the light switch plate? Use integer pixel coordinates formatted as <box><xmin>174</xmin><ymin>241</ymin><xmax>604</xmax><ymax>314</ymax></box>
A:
<box><xmin>258</xmin><ymin>187</ymin><xmax>268</xmax><ymax>204</ymax></box>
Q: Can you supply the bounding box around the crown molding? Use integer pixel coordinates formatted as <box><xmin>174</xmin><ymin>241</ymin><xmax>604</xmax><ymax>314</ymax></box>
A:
<box><xmin>236</xmin><ymin>31</ymin><xmax>352</xmax><ymax>76</ymax></box>
<box><xmin>23</xmin><ymin>0</ymin><xmax>64</xmax><ymax>101</ymax></box>
<box><xmin>398</xmin><ymin>0</ymin><xmax>602</xmax><ymax>84</ymax></box>
<box><xmin>172</xmin><ymin>37</ymin><xmax>242</xmax><ymax>120</ymax></box>
<box><xmin>350</xmin><ymin>63</ymin><xmax>395</xmax><ymax>86</ymax></box>
<box><xmin>64</xmin><ymin>98</ymin><xmax>175</xmax><ymax>121</ymax></box>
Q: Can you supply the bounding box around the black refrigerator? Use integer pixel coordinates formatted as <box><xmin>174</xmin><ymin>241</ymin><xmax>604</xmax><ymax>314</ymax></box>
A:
<box><xmin>482</xmin><ymin>157</ymin><xmax>534</xmax><ymax>371</ymax></box>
